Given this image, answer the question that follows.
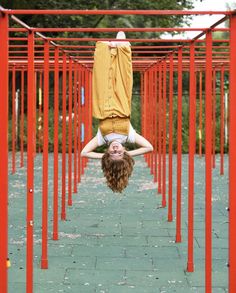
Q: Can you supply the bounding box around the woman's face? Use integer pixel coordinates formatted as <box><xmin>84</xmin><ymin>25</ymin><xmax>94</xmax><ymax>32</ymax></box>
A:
<box><xmin>108</xmin><ymin>141</ymin><xmax>125</xmax><ymax>160</ymax></box>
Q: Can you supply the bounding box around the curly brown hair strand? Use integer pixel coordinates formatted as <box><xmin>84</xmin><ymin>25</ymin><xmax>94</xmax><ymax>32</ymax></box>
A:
<box><xmin>101</xmin><ymin>151</ymin><xmax>135</xmax><ymax>193</ymax></box>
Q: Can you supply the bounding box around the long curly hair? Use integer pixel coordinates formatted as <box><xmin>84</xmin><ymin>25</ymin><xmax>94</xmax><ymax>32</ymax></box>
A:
<box><xmin>101</xmin><ymin>151</ymin><xmax>135</xmax><ymax>193</ymax></box>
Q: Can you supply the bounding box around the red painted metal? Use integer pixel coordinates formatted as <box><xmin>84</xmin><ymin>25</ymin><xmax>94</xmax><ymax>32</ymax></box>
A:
<box><xmin>176</xmin><ymin>47</ymin><xmax>183</xmax><ymax>243</ymax></box>
<box><xmin>158</xmin><ymin>63</ymin><xmax>162</xmax><ymax>195</ymax></box>
<box><xmin>73</xmin><ymin>62</ymin><xmax>78</xmax><ymax>194</ymax></box>
<box><xmin>198</xmin><ymin>71</ymin><xmax>203</xmax><ymax>158</ymax></box>
<box><xmin>162</xmin><ymin>61</ymin><xmax>167</xmax><ymax>207</ymax></box>
<box><xmin>26</xmin><ymin>30</ymin><xmax>35</xmax><ymax>293</ymax></box>
<box><xmin>205</xmin><ymin>31</ymin><xmax>213</xmax><ymax>293</ymax></box>
<box><xmin>186</xmin><ymin>42</ymin><xmax>196</xmax><ymax>273</ymax></box>
<box><xmin>10</xmin><ymin>27</ymin><xmax>229</xmax><ymax>33</ymax></box>
<box><xmin>77</xmin><ymin>65</ymin><xmax>81</xmax><ymax>184</ymax></box>
<box><xmin>61</xmin><ymin>52</ymin><xmax>67</xmax><ymax>220</ymax></box>
<box><xmin>68</xmin><ymin>58</ymin><xmax>73</xmax><ymax>206</ymax></box>
<box><xmin>11</xmin><ymin>65</ymin><xmax>16</xmax><ymax>174</ymax></box>
<box><xmin>168</xmin><ymin>54</ymin><xmax>174</xmax><ymax>222</ymax></box>
<box><xmin>20</xmin><ymin>69</ymin><xmax>25</xmax><ymax>167</ymax></box>
<box><xmin>53</xmin><ymin>46</ymin><xmax>59</xmax><ymax>241</ymax></box>
<box><xmin>153</xmin><ymin>65</ymin><xmax>158</xmax><ymax>183</ymax></box>
<box><xmin>0</xmin><ymin>12</ymin><xmax>9</xmax><ymax>293</ymax></box>
<box><xmin>38</xmin><ymin>72</ymin><xmax>43</xmax><ymax>153</ymax></box>
<box><xmin>3</xmin><ymin>7</ymin><xmax>236</xmax><ymax>293</ymax></box>
<box><xmin>7</xmin><ymin>9</ymin><xmax>231</xmax><ymax>15</ymax></box>
<box><xmin>229</xmin><ymin>13</ymin><xmax>236</xmax><ymax>293</ymax></box>
<box><xmin>41</xmin><ymin>40</ymin><xmax>49</xmax><ymax>269</ymax></box>
<box><xmin>220</xmin><ymin>66</ymin><xmax>225</xmax><ymax>175</ymax></box>
<box><xmin>212</xmin><ymin>69</ymin><xmax>216</xmax><ymax>169</ymax></box>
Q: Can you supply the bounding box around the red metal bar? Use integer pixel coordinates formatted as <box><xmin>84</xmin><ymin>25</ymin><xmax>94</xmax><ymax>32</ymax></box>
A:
<box><xmin>153</xmin><ymin>65</ymin><xmax>158</xmax><ymax>183</ymax></box>
<box><xmin>205</xmin><ymin>30</ymin><xmax>213</xmax><ymax>293</ymax></box>
<box><xmin>41</xmin><ymin>40</ymin><xmax>49</xmax><ymax>269</ymax></box>
<box><xmin>147</xmin><ymin>69</ymin><xmax>152</xmax><ymax>170</ymax></box>
<box><xmin>77</xmin><ymin>65</ymin><xmax>81</xmax><ymax>184</ymax></box>
<box><xmin>187</xmin><ymin>42</ymin><xmax>196</xmax><ymax>273</ymax></box>
<box><xmin>26</xmin><ymin>30</ymin><xmax>35</xmax><ymax>293</ymax></box>
<box><xmin>11</xmin><ymin>65</ymin><xmax>16</xmax><ymax>174</ymax></box>
<box><xmin>6</xmin><ymin>9</ymin><xmax>231</xmax><ymax>15</ymax></box>
<box><xmin>176</xmin><ymin>47</ymin><xmax>183</xmax><ymax>243</ymax></box>
<box><xmin>220</xmin><ymin>66</ymin><xmax>225</xmax><ymax>175</ymax></box>
<box><xmin>73</xmin><ymin>62</ymin><xmax>78</xmax><ymax>194</ymax></box>
<box><xmin>158</xmin><ymin>63</ymin><xmax>162</xmax><ymax>194</ymax></box>
<box><xmin>61</xmin><ymin>52</ymin><xmax>67</xmax><ymax>220</ymax></box>
<box><xmin>0</xmin><ymin>12</ymin><xmax>9</xmax><ymax>293</ymax></box>
<box><xmin>38</xmin><ymin>72</ymin><xmax>43</xmax><ymax>153</ymax></box>
<box><xmin>229</xmin><ymin>13</ymin><xmax>236</xmax><ymax>293</ymax></box>
<box><xmin>34</xmin><ymin>70</ymin><xmax>37</xmax><ymax>157</ymax></box>
<box><xmin>143</xmin><ymin>71</ymin><xmax>148</xmax><ymax>165</ymax></box>
<box><xmin>68</xmin><ymin>58</ymin><xmax>73</xmax><ymax>206</ymax></box>
<box><xmin>198</xmin><ymin>71</ymin><xmax>203</xmax><ymax>157</ymax></box>
<box><xmin>212</xmin><ymin>69</ymin><xmax>216</xmax><ymax>169</ymax></box>
<box><xmin>35</xmin><ymin>37</ymin><xmax>192</xmax><ymax>43</ymax></box>
<box><xmin>20</xmin><ymin>69</ymin><xmax>25</xmax><ymax>167</ymax></box>
<box><xmin>168</xmin><ymin>54</ymin><xmax>174</xmax><ymax>222</ymax></box>
<box><xmin>10</xmin><ymin>27</ymin><xmax>229</xmax><ymax>33</ymax></box>
<box><xmin>162</xmin><ymin>61</ymin><xmax>167</xmax><ymax>207</ymax></box>
<box><xmin>53</xmin><ymin>46</ymin><xmax>59</xmax><ymax>240</ymax></box>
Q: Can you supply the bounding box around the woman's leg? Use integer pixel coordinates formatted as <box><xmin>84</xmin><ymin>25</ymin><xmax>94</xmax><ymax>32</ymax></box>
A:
<box><xmin>92</xmin><ymin>37</ymin><xmax>133</xmax><ymax>120</ymax></box>
<box><xmin>92</xmin><ymin>42</ymin><xmax>111</xmax><ymax>120</ymax></box>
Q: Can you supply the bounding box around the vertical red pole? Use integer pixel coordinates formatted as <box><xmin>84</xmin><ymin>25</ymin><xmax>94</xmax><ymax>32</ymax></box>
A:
<box><xmin>81</xmin><ymin>69</ymin><xmax>86</xmax><ymax>175</ymax></box>
<box><xmin>143</xmin><ymin>71</ymin><xmax>148</xmax><ymax>163</ymax></box>
<box><xmin>162</xmin><ymin>61</ymin><xmax>167</xmax><ymax>207</ymax></box>
<box><xmin>212</xmin><ymin>69</ymin><xmax>216</xmax><ymax>169</ymax></box>
<box><xmin>53</xmin><ymin>46</ymin><xmax>59</xmax><ymax>241</ymax></box>
<box><xmin>153</xmin><ymin>66</ymin><xmax>158</xmax><ymax>183</ymax></box>
<box><xmin>77</xmin><ymin>65</ymin><xmax>81</xmax><ymax>184</ymax></box>
<box><xmin>41</xmin><ymin>40</ymin><xmax>49</xmax><ymax>269</ymax></box>
<box><xmin>34</xmin><ymin>71</ymin><xmax>37</xmax><ymax>157</ymax></box>
<box><xmin>149</xmin><ymin>69</ymin><xmax>154</xmax><ymax>173</ymax></box>
<box><xmin>20</xmin><ymin>69</ymin><xmax>25</xmax><ymax>167</ymax></box>
<box><xmin>26</xmin><ymin>30</ymin><xmax>35</xmax><ymax>293</ymax></box>
<box><xmin>38</xmin><ymin>72</ymin><xmax>43</xmax><ymax>153</ymax></box>
<box><xmin>220</xmin><ymin>66</ymin><xmax>224</xmax><ymax>175</ymax></box>
<box><xmin>158</xmin><ymin>63</ymin><xmax>162</xmax><ymax>194</ymax></box>
<box><xmin>12</xmin><ymin>65</ymin><xmax>16</xmax><ymax>174</ymax></box>
<box><xmin>187</xmin><ymin>42</ymin><xmax>196</xmax><ymax>273</ymax></box>
<box><xmin>176</xmin><ymin>47</ymin><xmax>183</xmax><ymax>243</ymax></box>
<box><xmin>205</xmin><ymin>31</ymin><xmax>212</xmax><ymax>293</ymax></box>
<box><xmin>229</xmin><ymin>13</ymin><xmax>236</xmax><ymax>293</ymax></box>
<box><xmin>73</xmin><ymin>62</ymin><xmax>78</xmax><ymax>194</ymax></box>
<box><xmin>61</xmin><ymin>53</ymin><xmax>67</xmax><ymax>220</ymax></box>
<box><xmin>0</xmin><ymin>11</ymin><xmax>8</xmax><ymax>293</ymax></box>
<box><xmin>68</xmin><ymin>58</ymin><xmax>73</xmax><ymax>206</ymax></box>
<box><xmin>168</xmin><ymin>54</ymin><xmax>174</xmax><ymax>222</ymax></box>
<box><xmin>198</xmin><ymin>71</ymin><xmax>203</xmax><ymax>158</ymax></box>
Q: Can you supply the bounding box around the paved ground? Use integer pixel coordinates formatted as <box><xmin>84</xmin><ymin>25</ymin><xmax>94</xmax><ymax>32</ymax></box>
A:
<box><xmin>8</xmin><ymin>154</ymin><xmax>228</xmax><ymax>292</ymax></box>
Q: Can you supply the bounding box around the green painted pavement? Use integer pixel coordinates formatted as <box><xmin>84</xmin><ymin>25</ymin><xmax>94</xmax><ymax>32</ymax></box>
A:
<box><xmin>8</xmin><ymin>154</ymin><xmax>228</xmax><ymax>292</ymax></box>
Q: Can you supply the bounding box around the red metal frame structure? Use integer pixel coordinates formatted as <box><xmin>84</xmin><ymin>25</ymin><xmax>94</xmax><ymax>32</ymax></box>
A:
<box><xmin>0</xmin><ymin>7</ymin><xmax>235</xmax><ymax>293</ymax></box>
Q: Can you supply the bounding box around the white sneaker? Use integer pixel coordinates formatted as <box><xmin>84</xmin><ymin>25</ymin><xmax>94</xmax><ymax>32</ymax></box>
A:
<box><xmin>116</xmin><ymin>31</ymin><xmax>126</xmax><ymax>39</ymax></box>
<box><xmin>112</xmin><ymin>31</ymin><xmax>130</xmax><ymax>47</ymax></box>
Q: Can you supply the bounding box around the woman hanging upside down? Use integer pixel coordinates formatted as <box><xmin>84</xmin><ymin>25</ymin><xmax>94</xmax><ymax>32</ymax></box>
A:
<box><xmin>81</xmin><ymin>32</ymin><xmax>153</xmax><ymax>193</ymax></box>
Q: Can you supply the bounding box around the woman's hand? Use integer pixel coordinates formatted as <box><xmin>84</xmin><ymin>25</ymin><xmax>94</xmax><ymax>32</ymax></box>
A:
<box><xmin>80</xmin><ymin>136</ymin><xmax>103</xmax><ymax>159</ymax></box>
<box><xmin>127</xmin><ymin>132</ymin><xmax>153</xmax><ymax>157</ymax></box>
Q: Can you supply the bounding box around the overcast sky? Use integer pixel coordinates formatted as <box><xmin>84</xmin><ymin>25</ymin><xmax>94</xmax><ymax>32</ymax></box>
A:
<box><xmin>163</xmin><ymin>0</ymin><xmax>236</xmax><ymax>39</ymax></box>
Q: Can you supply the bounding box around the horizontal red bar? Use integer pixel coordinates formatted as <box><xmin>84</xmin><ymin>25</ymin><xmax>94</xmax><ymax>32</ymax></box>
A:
<box><xmin>9</xmin><ymin>27</ymin><xmax>229</xmax><ymax>32</ymax></box>
<box><xmin>4</xmin><ymin>9</ymin><xmax>232</xmax><ymax>15</ymax></box>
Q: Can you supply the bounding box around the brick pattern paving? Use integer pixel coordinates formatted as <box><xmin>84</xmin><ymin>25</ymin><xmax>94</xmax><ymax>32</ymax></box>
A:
<box><xmin>8</xmin><ymin>155</ymin><xmax>228</xmax><ymax>292</ymax></box>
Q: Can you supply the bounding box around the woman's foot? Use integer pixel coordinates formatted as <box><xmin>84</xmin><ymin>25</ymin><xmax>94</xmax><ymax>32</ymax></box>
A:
<box><xmin>111</xmin><ymin>31</ymin><xmax>130</xmax><ymax>47</ymax></box>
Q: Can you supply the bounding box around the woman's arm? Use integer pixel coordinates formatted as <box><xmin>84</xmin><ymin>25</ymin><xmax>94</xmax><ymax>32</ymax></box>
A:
<box><xmin>80</xmin><ymin>136</ymin><xmax>104</xmax><ymax>159</ymax></box>
<box><xmin>127</xmin><ymin>132</ymin><xmax>153</xmax><ymax>157</ymax></box>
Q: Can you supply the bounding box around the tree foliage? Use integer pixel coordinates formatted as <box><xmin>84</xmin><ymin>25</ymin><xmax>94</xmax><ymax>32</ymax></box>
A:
<box><xmin>3</xmin><ymin>0</ymin><xmax>195</xmax><ymax>38</ymax></box>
